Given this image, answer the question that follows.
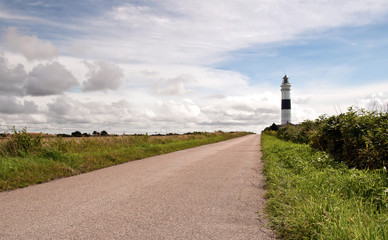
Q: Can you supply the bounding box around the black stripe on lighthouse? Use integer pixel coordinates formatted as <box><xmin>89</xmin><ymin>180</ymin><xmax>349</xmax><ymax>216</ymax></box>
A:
<box><xmin>282</xmin><ymin>99</ymin><xmax>291</xmax><ymax>109</ymax></box>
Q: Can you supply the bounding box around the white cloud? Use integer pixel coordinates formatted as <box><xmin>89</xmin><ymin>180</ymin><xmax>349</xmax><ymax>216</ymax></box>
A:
<box><xmin>121</xmin><ymin>64</ymin><xmax>250</xmax><ymax>94</ymax></box>
<box><xmin>294</xmin><ymin>81</ymin><xmax>388</xmax><ymax>115</ymax></box>
<box><xmin>25</xmin><ymin>62</ymin><xmax>79</xmax><ymax>96</ymax></box>
<box><xmin>151</xmin><ymin>99</ymin><xmax>203</xmax><ymax>123</ymax></box>
<box><xmin>1</xmin><ymin>48</ymin><xmax>386</xmax><ymax>133</ymax></box>
<box><xmin>201</xmin><ymin>93</ymin><xmax>280</xmax><ymax>126</ymax></box>
<box><xmin>152</xmin><ymin>75</ymin><xmax>195</xmax><ymax>96</ymax></box>
<box><xmin>0</xmin><ymin>56</ymin><xmax>27</xmax><ymax>96</ymax></box>
<box><xmin>358</xmin><ymin>92</ymin><xmax>388</xmax><ymax>112</ymax></box>
<box><xmin>0</xmin><ymin>96</ymin><xmax>38</xmax><ymax>114</ymax></box>
<box><xmin>47</xmin><ymin>95</ymin><xmax>91</xmax><ymax>124</ymax></box>
<box><xmin>69</xmin><ymin>0</ymin><xmax>388</xmax><ymax>64</ymax></box>
<box><xmin>0</xmin><ymin>9</ymin><xmax>40</xmax><ymax>22</ymax></box>
<box><xmin>47</xmin><ymin>95</ymin><xmax>135</xmax><ymax>125</ymax></box>
<box><xmin>3</xmin><ymin>27</ymin><xmax>58</xmax><ymax>61</ymax></box>
<box><xmin>83</xmin><ymin>60</ymin><xmax>124</xmax><ymax>91</ymax></box>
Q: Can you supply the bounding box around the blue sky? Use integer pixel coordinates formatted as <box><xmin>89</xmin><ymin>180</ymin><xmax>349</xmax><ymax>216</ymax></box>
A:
<box><xmin>0</xmin><ymin>0</ymin><xmax>387</xmax><ymax>134</ymax></box>
<box><xmin>220</xmin><ymin>22</ymin><xmax>388</xmax><ymax>84</ymax></box>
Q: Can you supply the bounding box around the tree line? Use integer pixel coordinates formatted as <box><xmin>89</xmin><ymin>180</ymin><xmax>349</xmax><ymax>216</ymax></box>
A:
<box><xmin>57</xmin><ymin>130</ymin><xmax>109</xmax><ymax>138</ymax></box>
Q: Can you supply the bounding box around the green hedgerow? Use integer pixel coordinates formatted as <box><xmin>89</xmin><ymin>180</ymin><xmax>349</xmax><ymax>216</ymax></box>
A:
<box><xmin>265</xmin><ymin>107</ymin><xmax>387</xmax><ymax>169</ymax></box>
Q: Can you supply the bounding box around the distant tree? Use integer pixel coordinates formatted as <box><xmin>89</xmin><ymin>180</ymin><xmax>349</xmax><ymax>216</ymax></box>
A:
<box><xmin>92</xmin><ymin>131</ymin><xmax>100</xmax><ymax>136</ymax></box>
<box><xmin>101</xmin><ymin>130</ymin><xmax>108</xmax><ymax>136</ymax></box>
<box><xmin>71</xmin><ymin>131</ymin><xmax>82</xmax><ymax>137</ymax></box>
<box><xmin>269</xmin><ymin>123</ymin><xmax>279</xmax><ymax>131</ymax></box>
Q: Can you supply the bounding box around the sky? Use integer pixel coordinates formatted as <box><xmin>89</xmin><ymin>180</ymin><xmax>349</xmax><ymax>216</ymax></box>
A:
<box><xmin>0</xmin><ymin>0</ymin><xmax>387</xmax><ymax>134</ymax></box>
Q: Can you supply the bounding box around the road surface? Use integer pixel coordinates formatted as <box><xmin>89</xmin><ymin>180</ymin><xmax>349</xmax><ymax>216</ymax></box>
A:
<box><xmin>0</xmin><ymin>134</ymin><xmax>275</xmax><ymax>239</ymax></box>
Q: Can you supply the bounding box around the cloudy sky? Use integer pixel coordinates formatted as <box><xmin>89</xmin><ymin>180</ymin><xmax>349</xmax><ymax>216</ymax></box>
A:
<box><xmin>0</xmin><ymin>0</ymin><xmax>387</xmax><ymax>134</ymax></box>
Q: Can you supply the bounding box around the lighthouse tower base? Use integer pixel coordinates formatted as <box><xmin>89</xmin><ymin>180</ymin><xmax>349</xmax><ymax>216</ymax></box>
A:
<box><xmin>281</xmin><ymin>109</ymin><xmax>291</xmax><ymax>125</ymax></box>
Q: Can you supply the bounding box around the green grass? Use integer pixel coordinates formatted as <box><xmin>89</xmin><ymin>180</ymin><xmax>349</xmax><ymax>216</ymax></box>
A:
<box><xmin>0</xmin><ymin>131</ymin><xmax>251</xmax><ymax>191</ymax></box>
<box><xmin>261</xmin><ymin>134</ymin><xmax>387</xmax><ymax>240</ymax></box>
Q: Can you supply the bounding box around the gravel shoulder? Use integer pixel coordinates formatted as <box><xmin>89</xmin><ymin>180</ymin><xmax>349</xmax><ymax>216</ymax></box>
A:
<box><xmin>0</xmin><ymin>134</ymin><xmax>275</xmax><ymax>239</ymax></box>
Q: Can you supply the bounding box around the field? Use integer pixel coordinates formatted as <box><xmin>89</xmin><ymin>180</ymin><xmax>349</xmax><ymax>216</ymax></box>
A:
<box><xmin>0</xmin><ymin>131</ymin><xmax>251</xmax><ymax>191</ymax></box>
<box><xmin>261</xmin><ymin>134</ymin><xmax>387</xmax><ymax>239</ymax></box>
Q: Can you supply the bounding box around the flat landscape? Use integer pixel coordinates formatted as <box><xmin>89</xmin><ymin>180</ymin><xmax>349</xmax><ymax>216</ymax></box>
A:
<box><xmin>0</xmin><ymin>134</ymin><xmax>275</xmax><ymax>239</ymax></box>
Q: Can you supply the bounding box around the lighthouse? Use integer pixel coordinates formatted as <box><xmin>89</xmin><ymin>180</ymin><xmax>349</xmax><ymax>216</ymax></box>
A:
<box><xmin>281</xmin><ymin>75</ymin><xmax>291</xmax><ymax>125</ymax></box>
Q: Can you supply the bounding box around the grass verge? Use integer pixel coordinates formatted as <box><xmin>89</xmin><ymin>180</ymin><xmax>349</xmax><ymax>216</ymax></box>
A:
<box><xmin>261</xmin><ymin>134</ymin><xmax>387</xmax><ymax>240</ymax></box>
<box><xmin>0</xmin><ymin>131</ymin><xmax>251</xmax><ymax>191</ymax></box>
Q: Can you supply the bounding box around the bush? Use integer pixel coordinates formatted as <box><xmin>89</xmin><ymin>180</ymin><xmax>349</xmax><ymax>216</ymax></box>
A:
<box><xmin>4</xmin><ymin>127</ymin><xmax>42</xmax><ymax>157</ymax></box>
<box><xmin>309</xmin><ymin>108</ymin><xmax>387</xmax><ymax>169</ymax></box>
<box><xmin>264</xmin><ymin>108</ymin><xmax>387</xmax><ymax>169</ymax></box>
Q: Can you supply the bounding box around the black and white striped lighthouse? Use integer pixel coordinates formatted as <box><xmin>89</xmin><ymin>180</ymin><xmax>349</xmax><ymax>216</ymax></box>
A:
<box><xmin>281</xmin><ymin>75</ymin><xmax>291</xmax><ymax>124</ymax></box>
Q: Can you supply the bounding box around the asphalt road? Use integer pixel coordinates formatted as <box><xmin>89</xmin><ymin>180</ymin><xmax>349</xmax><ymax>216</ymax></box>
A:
<box><xmin>0</xmin><ymin>134</ymin><xmax>275</xmax><ymax>239</ymax></box>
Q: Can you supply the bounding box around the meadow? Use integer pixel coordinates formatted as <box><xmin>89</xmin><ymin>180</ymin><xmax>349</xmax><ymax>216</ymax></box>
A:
<box><xmin>261</xmin><ymin>134</ymin><xmax>387</xmax><ymax>239</ymax></box>
<box><xmin>0</xmin><ymin>130</ymin><xmax>251</xmax><ymax>191</ymax></box>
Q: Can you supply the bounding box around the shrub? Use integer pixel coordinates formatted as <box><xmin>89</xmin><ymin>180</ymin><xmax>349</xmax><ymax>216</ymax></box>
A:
<box><xmin>309</xmin><ymin>108</ymin><xmax>387</xmax><ymax>169</ymax></box>
<box><xmin>4</xmin><ymin>127</ymin><xmax>42</xmax><ymax>157</ymax></box>
<box><xmin>265</xmin><ymin>108</ymin><xmax>387</xmax><ymax>169</ymax></box>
